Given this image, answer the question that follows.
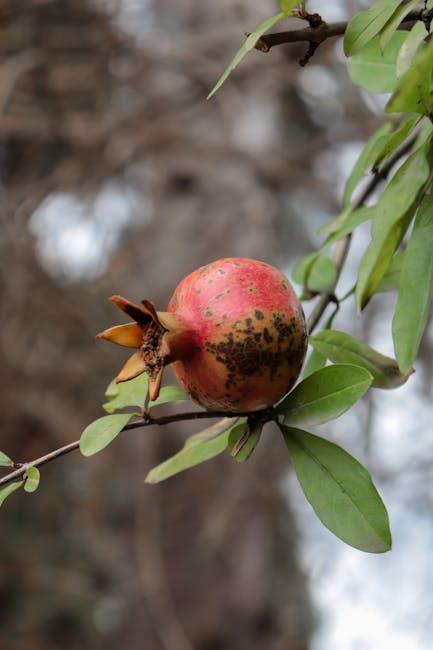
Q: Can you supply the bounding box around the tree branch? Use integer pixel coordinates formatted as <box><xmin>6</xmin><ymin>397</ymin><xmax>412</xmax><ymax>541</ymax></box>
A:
<box><xmin>0</xmin><ymin>409</ymin><xmax>246</xmax><ymax>487</ymax></box>
<box><xmin>307</xmin><ymin>134</ymin><xmax>418</xmax><ymax>334</ymax></box>
<box><xmin>256</xmin><ymin>10</ymin><xmax>421</xmax><ymax>52</ymax></box>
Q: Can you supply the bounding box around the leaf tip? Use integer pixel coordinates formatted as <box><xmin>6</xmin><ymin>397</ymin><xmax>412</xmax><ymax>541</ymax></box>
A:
<box><xmin>144</xmin><ymin>471</ymin><xmax>158</xmax><ymax>485</ymax></box>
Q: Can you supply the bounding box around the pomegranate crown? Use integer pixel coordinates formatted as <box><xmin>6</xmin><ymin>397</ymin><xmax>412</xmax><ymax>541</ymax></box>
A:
<box><xmin>96</xmin><ymin>295</ymin><xmax>194</xmax><ymax>401</ymax></box>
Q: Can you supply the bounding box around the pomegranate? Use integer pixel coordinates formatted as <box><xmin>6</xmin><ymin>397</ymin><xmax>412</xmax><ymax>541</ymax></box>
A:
<box><xmin>97</xmin><ymin>258</ymin><xmax>307</xmax><ymax>412</ymax></box>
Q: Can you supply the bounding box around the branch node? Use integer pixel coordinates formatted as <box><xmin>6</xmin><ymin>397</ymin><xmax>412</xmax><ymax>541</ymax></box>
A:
<box><xmin>298</xmin><ymin>12</ymin><xmax>325</xmax><ymax>66</ymax></box>
<box><xmin>299</xmin><ymin>41</ymin><xmax>320</xmax><ymax>66</ymax></box>
<box><xmin>255</xmin><ymin>37</ymin><xmax>270</xmax><ymax>53</ymax></box>
<box><xmin>421</xmin><ymin>8</ymin><xmax>433</xmax><ymax>32</ymax></box>
<box><xmin>304</xmin><ymin>13</ymin><xmax>324</xmax><ymax>29</ymax></box>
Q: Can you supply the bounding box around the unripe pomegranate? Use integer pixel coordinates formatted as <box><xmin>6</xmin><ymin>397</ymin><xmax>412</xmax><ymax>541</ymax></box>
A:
<box><xmin>97</xmin><ymin>258</ymin><xmax>307</xmax><ymax>412</ymax></box>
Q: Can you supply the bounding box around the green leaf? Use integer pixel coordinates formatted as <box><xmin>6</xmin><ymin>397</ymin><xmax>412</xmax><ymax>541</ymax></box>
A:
<box><xmin>0</xmin><ymin>481</ymin><xmax>23</xmax><ymax>507</ymax></box>
<box><xmin>279</xmin><ymin>0</ymin><xmax>300</xmax><ymax>16</ymax></box>
<box><xmin>307</xmin><ymin>256</ymin><xmax>338</xmax><ymax>293</ymax></box>
<box><xmin>149</xmin><ymin>386</ymin><xmax>189</xmax><ymax>408</ymax></box>
<box><xmin>344</xmin><ymin>0</ymin><xmax>402</xmax><ymax>56</ymax></box>
<box><xmin>80</xmin><ymin>413</ymin><xmax>134</xmax><ymax>457</ymax></box>
<box><xmin>0</xmin><ymin>451</ymin><xmax>13</xmax><ymax>467</ymax></box>
<box><xmin>379</xmin><ymin>0</ymin><xmax>419</xmax><ymax>52</ymax></box>
<box><xmin>185</xmin><ymin>417</ymin><xmax>241</xmax><ymax>447</ymax></box>
<box><xmin>207</xmin><ymin>12</ymin><xmax>285</xmax><ymax>99</ymax></box>
<box><xmin>356</xmin><ymin>146</ymin><xmax>430</xmax><ymax>310</ymax></box>
<box><xmin>357</xmin><ymin>209</ymin><xmax>414</xmax><ymax>310</ymax></box>
<box><xmin>323</xmin><ymin>206</ymin><xmax>376</xmax><ymax>247</ymax></box>
<box><xmin>376</xmin><ymin>251</ymin><xmax>404</xmax><ymax>292</ymax></box>
<box><xmin>302</xmin><ymin>307</ymin><xmax>341</xmax><ymax>380</ymax></box>
<box><xmin>145</xmin><ymin>420</ymin><xmax>240</xmax><ymax>483</ymax></box>
<box><xmin>303</xmin><ymin>348</ymin><xmax>327</xmax><ymax>379</ymax></box>
<box><xmin>293</xmin><ymin>254</ymin><xmax>337</xmax><ymax>293</ymax></box>
<box><xmin>281</xmin><ymin>426</ymin><xmax>392</xmax><ymax>553</ymax></box>
<box><xmin>24</xmin><ymin>466</ymin><xmax>40</xmax><ymax>493</ymax></box>
<box><xmin>229</xmin><ymin>421</ymin><xmax>262</xmax><ymax>462</ymax></box>
<box><xmin>227</xmin><ymin>421</ymin><xmax>248</xmax><ymax>450</ymax></box>
<box><xmin>321</xmin><ymin>207</ymin><xmax>352</xmax><ymax>236</ymax></box>
<box><xmin>292</xmin><ymin>252</ymin><xmax>319</xmax><ymax>285</ymax></box>
<box><xmin>104</xmin><ymin>379</ymin><xmax>119</xmax><ymax>399</ymax></box>
<box><xmin>386</xmin><ymin>40</ymin><xmax>433</xmax><ymax>115</ymax></box>
<box><xmin>375</xmin><ymin>115</ymin><xmax>420</xmax><ymax>169</ymax></box>
<box><xmin>393</xmin><ymin>195</ymin><xmax>433</xmax><ymax>373</ymax></box>
<box><xmin>309</xmin><ymin>329</ymin><xmax>412</xmax><ymax>388</ymax></box>
<box><xmin>347</xmin><ymin>32</ymin><xmax>406</xmax><ymax>94</ymax></box>
<box><xmin>343</xmin><ymin>124</ymin><xmax>392</xmax><ymax>207</ymax></box>
<box><xmin>103</xmin><ymin>373</ymin><xmax>148</xmax><ymax>413</ymax></box>
<box><xmin>277</xmin><ymin>364</ymin><xmax>372</xmax><ymax>425</ymax></box>
<box><xmin>396</xmin><ymin>21</ymin><xmax>428</xmax><ymax>78</ymax></box>
<box><xmin>414</xmin><ymin>119</ymin><xmax>433</xmax><ymax>152</ymax></box>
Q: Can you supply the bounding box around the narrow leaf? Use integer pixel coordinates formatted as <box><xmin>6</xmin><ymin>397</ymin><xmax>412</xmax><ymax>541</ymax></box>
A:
<box><xmin>396</xmin><ymin>21</ymin><xmax>428</xmax><ymax>78</ymax></box>
<box><xmin>105</xmin><ymin>379</ymin><xmax>119</xmax><ymax>399</ymax></box>
<box><xmin>386</xmin><ymin>40</ymin><xmax>433</xmax><ymax>115</ymax></box>
<box><xmin>145</xmin><ymin>421</ymin><xmax>240</xmax><ymax>483</ymax></box>
<box><xmin>185</xmin><ymin>417</ymin><xmax>240</xmax><ymax>447</ymax></box>
<box><xmin>375</xmin><ymin>115</ymin><xmax>420</xmax><ymax>169</ymax></box>
<box><xmin>344</xmin><ymin>0</ymin><xmax>402</xmax><ymax>56</ymax></box>
<box><xmin>149</xmin><ymin>386</ymin><xmax>189</xmax><ymax>408</ymax></box>
<box><xmin>379</xmin><ymin>0</ymin><xmax>418</xmax><ymax>52</ymax></box>
<box><xmin>357</xmin><ymin>211</ymin><xmax>414</xmax><ymax>310</ymax></box>
<box><xmin>277</xmin><ymin>364</ymin><xmax>372</xmax><ymax>425</ymax></box>
<box><xmin>281</xmin><ymin>426</ymin><xmax>392</xmax><ymax>553</ymax></box>
<box><xmin>24</xmin><ymin>466</ymin><xmax>40</xmax><ymax>493</ymax></box>
<box><xmin>229</xmin><ymin>421</ymin><xmax>262</xmax><ymax>462</ymax></box>
<box><xmin>0</xmin><ymin>481</ymin><xmax>23</xmax><ymax>507</ymax></box>
<box><xmin>356</xmin><ymin>146</ymin><xmax>429</xmax><ymax>310</ymax></box>
<box><xmin>207</xmin><ymin>12</ymin><xmax>285</xmax><ymax>99</ymax></box>
<box><xmin>376</xmin><ymin>251</ymin><xmax>404</xmax><ymax>292</ymax></box>
<box><xmin>310</xmin><ymin>329</ymin><xmax>412</xmax><ymax>388</ymax></box>
<box><xmin>321</xmin><ymin>206</ymin><xmax>352</xmax><ymax>236</ymax></box>
<box><xmin>103</xmin><ymin>372</ymin><xmax>148</xmax><ymax>413</ymax></box>
<box><xmin>343</xmin><ymin>124</ymin><xmax>392</xmax><ymax>207</ymax></box>
<box><xmin>80</xmin><ymin>413</ymin><xmax>134</xmax><ymax>457</ymax></box>
<box><xmin>301</xmin><ymin>296</ymin><xmax>339</xmax><ymax>384</ymax></box>
<box><xmin>347</xmin><ymin>32</ymin><xmax>406</xmax><ymax>94</ymax></box>
<box><xmin>393</xmin><ymin>195</ymin><xmax>433</xmax><ymax>373</ymax></box>
<box><xmin>279</xmin><ymin>0</ymin><xmax>300</xmax><ymax>15</ymax></box>
<box><xmin>0</xmin><ymin>451</ymin><xmax>13</xmax><ymax>467</ymax></box>
<box><xmin>323</xmin><ymin>206</ymin><xmax>376</xmax><ymax>246</ymax></box>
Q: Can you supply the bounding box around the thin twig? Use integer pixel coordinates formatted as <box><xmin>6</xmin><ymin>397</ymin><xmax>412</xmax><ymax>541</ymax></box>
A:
<box><xmin>0</xmin><ymin>409</ymin><xmax>245</xmax><ymax>487</ymax></box>
<box><xmin>257</xmin><ymin>10</ymin><xmax>421</xmax><ymax>52</ymax></box>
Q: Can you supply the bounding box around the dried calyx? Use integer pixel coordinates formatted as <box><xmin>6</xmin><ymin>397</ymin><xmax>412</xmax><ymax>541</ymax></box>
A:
<box><xmin>96</xmin><ymin>296</ymin><xmax>195</xmax><ymax>401</ymax></box>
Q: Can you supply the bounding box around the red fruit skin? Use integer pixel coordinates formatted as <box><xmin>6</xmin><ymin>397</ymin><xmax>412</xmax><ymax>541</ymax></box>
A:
<box><xmin>167</xmin><ymin>258</ymin><xmax>307</xmax><ymax>412</ymax></box>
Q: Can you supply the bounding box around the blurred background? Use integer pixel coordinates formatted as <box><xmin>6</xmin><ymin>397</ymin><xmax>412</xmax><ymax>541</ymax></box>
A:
<box><xmin>1</xmin><ymin>1</ymin><xmax>433</xmax><ymax>648</ymax></box>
